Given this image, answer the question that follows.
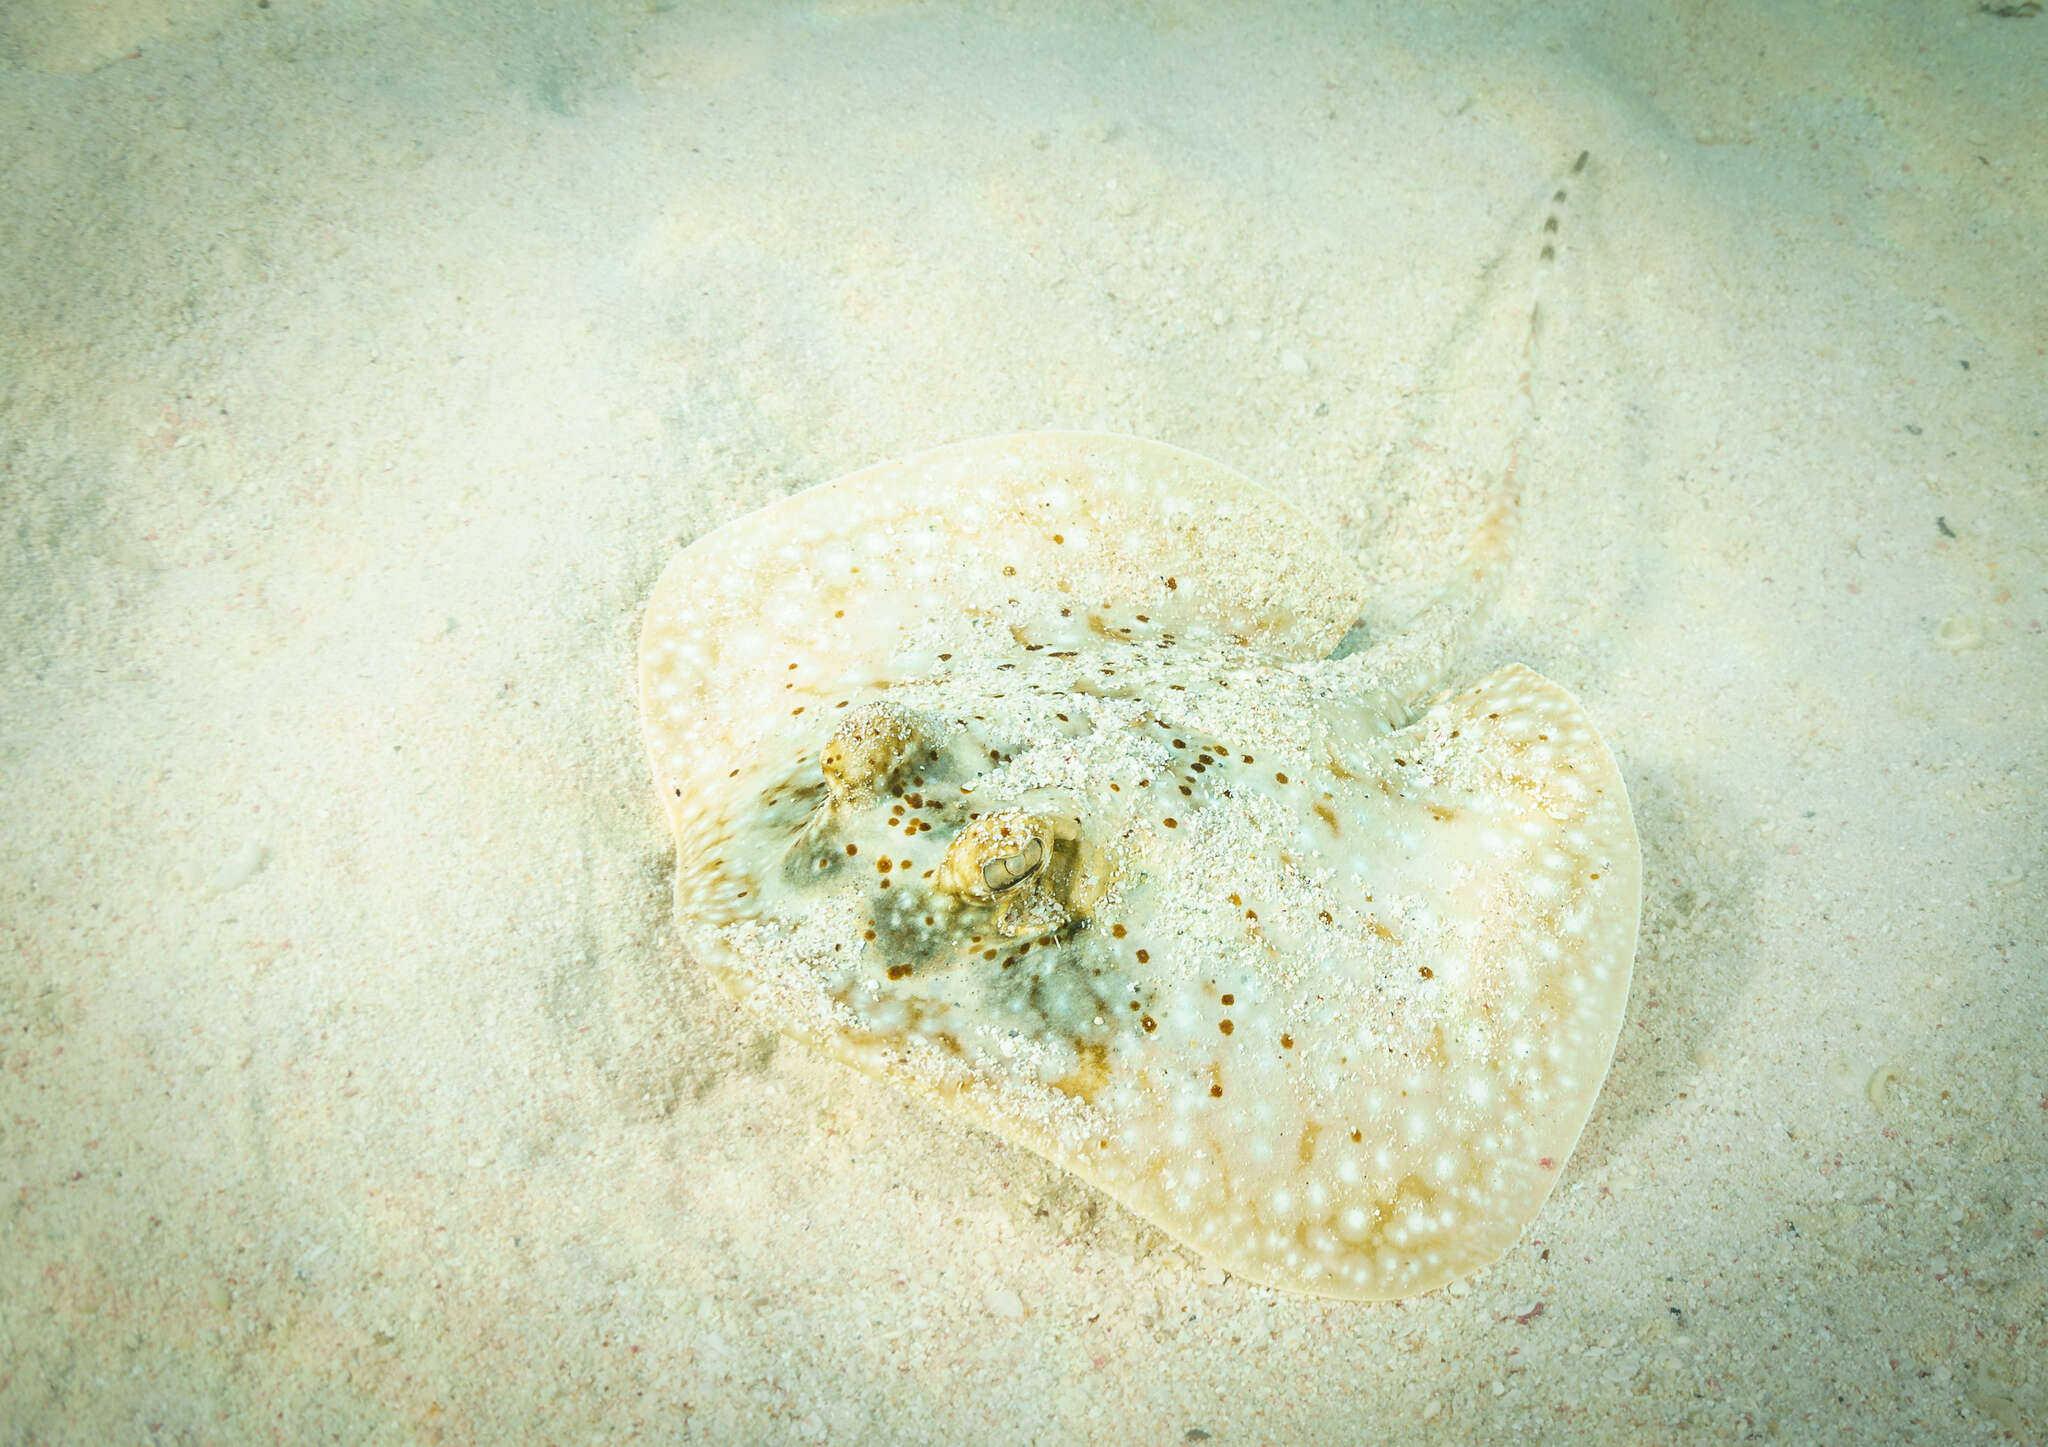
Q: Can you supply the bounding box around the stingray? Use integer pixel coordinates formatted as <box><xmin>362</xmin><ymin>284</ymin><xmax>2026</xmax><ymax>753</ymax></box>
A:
<box><xmin>638</xmin><ymin>165</ymin><xmax>1638</xmax><ymax>1302</ymax></box>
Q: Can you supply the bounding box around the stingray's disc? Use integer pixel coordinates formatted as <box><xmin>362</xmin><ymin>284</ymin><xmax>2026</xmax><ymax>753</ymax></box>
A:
<box><xmin>640</xmin><ymin>433</ymin><xmax>1638</xmax><ymax>1301</ymax></box>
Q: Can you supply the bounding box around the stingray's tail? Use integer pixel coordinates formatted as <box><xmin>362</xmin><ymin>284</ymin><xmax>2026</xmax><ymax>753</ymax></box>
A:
<box><xmin>1331</xmin><ymin>151</ymin><xmax>1591</xmax><ymax>727</ymax></box>
<box><xmin>1460</xmin><ymin>146</ymin><xmax>1589</xmax><ymax>597</ymax></box>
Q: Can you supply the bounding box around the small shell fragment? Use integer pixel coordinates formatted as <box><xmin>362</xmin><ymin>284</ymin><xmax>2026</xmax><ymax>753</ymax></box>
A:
<box><xmin>1936</xmin><ymin>614</ymin><xmax>1983</xmax><ymax>652</ymax></box>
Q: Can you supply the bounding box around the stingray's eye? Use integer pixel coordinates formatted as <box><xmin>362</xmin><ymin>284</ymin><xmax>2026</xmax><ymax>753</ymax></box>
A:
<box><xmin>821</xmin><ymin>702</ymin><xmax>919</xmax><ymax>803</ymax></box>
<box><xmin>980</xmin><ymin>838</ymin><xmax>1044</xmax><ymax>895</ymax></box>
<box><xmin>936</xmin><ymin>809</ymin><xmax>1073</xmax><ymax>904</ymax></box>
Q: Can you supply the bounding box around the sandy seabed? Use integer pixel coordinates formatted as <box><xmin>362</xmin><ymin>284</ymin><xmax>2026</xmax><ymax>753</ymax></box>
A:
<box><xmin>3</xmin><ymin>1</ymin><xmax>2043</xmax><ymax>1442</ymax></box>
